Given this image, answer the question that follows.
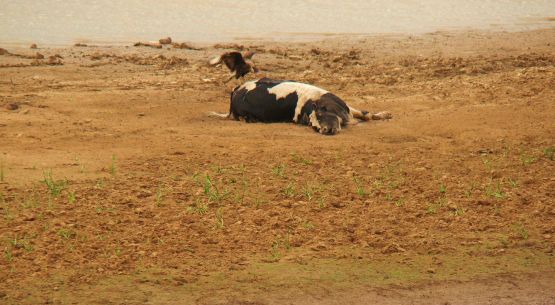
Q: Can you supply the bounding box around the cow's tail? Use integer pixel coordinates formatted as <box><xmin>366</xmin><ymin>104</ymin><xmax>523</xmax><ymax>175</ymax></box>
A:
<box><xmin>207</xmin><ymin>111</ymin><xmax>230</xmax><ymax>118</ymax></box>
<box><xmin>208</xmin><ymin>87</ymin><xmax>239</xmax><ymax>119</ymax></box>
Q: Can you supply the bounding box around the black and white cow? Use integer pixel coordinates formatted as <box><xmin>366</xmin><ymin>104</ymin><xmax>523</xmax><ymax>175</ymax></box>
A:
<box><xmin>209</xmin><ymin>78</ymin><xmax>372</xmax><ymax>135</ymax></box>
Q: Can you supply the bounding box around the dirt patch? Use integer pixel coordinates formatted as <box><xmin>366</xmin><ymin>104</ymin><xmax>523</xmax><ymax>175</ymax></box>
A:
<box><xmin>0</xmin><ymin>29</ymin><xmax>554</xmax><ymax>304</ymax></box>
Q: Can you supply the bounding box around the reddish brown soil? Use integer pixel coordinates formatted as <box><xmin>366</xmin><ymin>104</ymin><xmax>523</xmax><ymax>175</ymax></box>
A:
<box><xmin>1</xmin><ymin>29</ymin><xmax>554</xmax><ymax>304</ymax></box>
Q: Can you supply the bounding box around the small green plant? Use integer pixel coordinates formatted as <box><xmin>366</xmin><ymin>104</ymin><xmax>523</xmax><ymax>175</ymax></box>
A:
<box><xmin>42</xmin><ymin>170</ymin><xmax>66</xmax><ymax>197</ymax></box>
<box><xmin>465</xmin><ymin>182</ymin><xmax>479</xmax><ymax>198</ymax></box>
<box><xmin>439</xmin><ymin>184</ymin><xmax>447</xmax><ymax>194</ymax></box>
<box><xmin>499</xmin><ymin>236</ymin><xmax>509</xmax><ymax>247</ymax></box>
<box><xmin>452</xmin><ymin>206</ymin><xmax>465</xmax><ymax>216</ymax></box>
<box><xmin>187</xmin><ymin>199</ymin><xmax>208</xmax><ymax>215</ymax></box>
<box><xmin>394</xmin><ymin>198</ymin><xmax>405</xmax><ymax>207</ymax></box>
<box><xmin>384</xmin><ymin>193</ymin><xmax>393</xmax><ymax>202</ymax></box>
<box><xmin>372</xmin><ymin>179</ymin><xmax>383</xmax><ymax>191</ymax></box>
<box><xmin>68</xmin><ymin>191</ymin><xmax>76</xmax><ymax>204</ymax></box>
<box><xmin>482</xmin><ymin>157</ymin><xmax>494</xmax><ymax>171</ymax></box>
<box><xmin>155</xmin><ymin>186</ymin><xmax>164</xmax><ymax>206</ymax></box>
<box><xmin>464</xmin><ymin>189</ymin><xmax>472</xmax><ymax>198</ymax></box>
<box><xmin>270</xmin><ymin>239</ymin><xmax>281</xmax><ymax>261</ymax></box>
<box><xmin>95</xmin><ymin>178</ymin><xmax>104</xmax><ymax>189</ymax></box>
<box><xmin>302</xmin><ymin>183</ymin><xmax>315</xmax><ymax>201</ymax></box>
<box><xmin>283</xmin><ymin>234</ymin><xmax>291</xmax><ymax>250</ymax></box>
<box><xmin>426</xmin><ymin>202</ymin><xmax>439</xmax><ymax>214</ymax></box>
<box><xmin>203</xmin><ymin>174</ymin><xmax>228</xmax><ymax>203</ymax></box>
<box><xmin>543</xmin><ymin>146</ymin><xmax>555</xmax><ymax>160</ymax></box>
<box><xmin>317</xmin><ymin>197</ymin><xmax>327</xmax><ymax>208</ymax></box>
<box><xmin>268</xmin><ymin>234</ymin><xmax>292</xmax><ymax>260</ymax></box>
<box><xmin>512</xmin><ymin>223</ymin><xmax>529</xmax><ymax>240</ymax></box>
<box><xmin>109</xmin><ymin>155</ymin><xmax>117</xmax><ymax>176</ymax></box>
<box><xmin>520</xmin><ymin>152</ymin><xmax>537</xmax><ymax>165</ymax></box>
<box><xmin>4</xmin><ymin>247</ymin><xmax>13</xmax><ymax>262</ymax></box>
<box><xmin>283</xmin><ymin>183</ymin><xmax>295</xmax><ymax>198</ymax></box>
<box><xmin>94</xmin><ymin>206</ymin><xmax>116</xmax><ymax>214</ymax></box>
<box><xmin>253</xmin><ymin>198</ymin><xmax>266</xmax><ymax>208</ymax></box>
<box><xmin>272</xmin><ymin>163</ymin><xmax>286</xmax><ymax>178</ymax></box>
<box><xmin>192</xmin><ymin>172</ymin><xmax>201</xmax><ymax>184</ymax></box>
<box><xmin>215</xmin><ymin>208</ymin><xmax>224</xmax><ymax>229</ymax></box>
<box><xmin>21</xmin><ymin>191</ymin><xmax>39</xmax><ymax>209</ymax></box>
<box><xmin>58</xmin><ymin>228</ymin><xmax>76</xmax><ymax>240</ymax></box>
<box><xmin>75</xmin><ymin>157</ymin><xmax>85</xmax><ymax>173</ymax></box>
<box><xmin>291</xmin><ymin>153</ymin><xmax>312</xmax><ymax>165</ymax></box>
<box><xmin>507</xmin><ymin>178</ymin><xmax>518</xmax><ymax>188</ymax></box>
<box><xmin>2</xmin><ymin>206</ymin><xmax>13</xmax><ymax>221</ymax></box>
<box><xmin>485</xmin><ymin>180</ymin><xmax>506</xmax><ymax>200</ymax></box>
<box><xmin>302</xmin><ymin>221</ymin><xmax>314</xmax><ymax>229</ymax></box>
<box><xmin>212</xmin><ymin>165</ymin><xmax>225</xmax><ymax>174</ymax></box>
<box><xmin>376</xmin><ymin>162</ymin><xmax>405</xmax><ymax>191</ymax></box>
<box><xmin>353</xmin><ymin>176</ymin><xmax>367</xmax><ymax>197</ymax></box>
<box><xmin>10</xmin><ymin>234</ymin><xmax>34</xmax><ymax>252</ymax></box>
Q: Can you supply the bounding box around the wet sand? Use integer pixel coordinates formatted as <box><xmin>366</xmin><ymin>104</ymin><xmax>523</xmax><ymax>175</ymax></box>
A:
<box><xmin>1</xmin><ymin>29</ymin><xmax>555</xmax><ymax>304</ymax></box>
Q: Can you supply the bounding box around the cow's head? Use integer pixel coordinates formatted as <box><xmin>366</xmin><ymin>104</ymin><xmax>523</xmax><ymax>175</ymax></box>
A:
<box><xmin>309</xmin><ymin>103</ymin><xmax>342</xmax><ymax>135</ymax></box>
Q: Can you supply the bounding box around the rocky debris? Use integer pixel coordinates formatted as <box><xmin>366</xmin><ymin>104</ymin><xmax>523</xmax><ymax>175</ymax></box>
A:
<box><xmin>159</xmin><ymin>37</ymin><xmax>172</xmax><ymax>45</ymax></box>
<box><xmin>47</xmin><ymin>55</ymin><xmax>63</xmax><ymax>65</ymax></box>
<box><xmin>159</xmin><ymin>56</ymin><xmax>188</xmax><ymax>68</ymax></box>
<box><xmin>2</xmin><ymin>54</ymin><xmax>65</xmax><ymax>67</ymax></box>
<box><xmin>30</xmin><ymin>43</ymin><xmax>37</xmax><ymax>49</ymax></box>
<box><xmin>134</xmin><ymin>41</ymin><xmax>162</xmax><ymax>49</ymax></box>
<box><xmin>382</xmin><ymin>243</ymin><xmax>406</xmax><ymax>254</ymax></box>
<box><xmin>331</xmin><ymin>201</ymin><xmax>345</xmax><ymax>208</ymax></box>
<box><xmin>172</xmin><ymin>42</ymin><xmax>202</xmax><ymax>50</ymax></box>
<box><xmin>0</xmin><ymin>51</ymin><xmax>45</xmax><ymax>59</ymax></box>
<box><xmin>83</xmin><ymin>52</ymin><xmax>188</xmax><ymax>68</ymax></box>
<box><xmin>23</xmin><ymin>213</ymin><xmax>36</xmax><ymax>221</ymax></box>
<box><xmin>5</xmin><ymin>103</ymin><xmax>19</xmax><ymax>110</ymax></box>
<box><xmin>213</xmin><ymin>43</ymin><xmax>245</xmax><ymax>50</ymax></box>
<box><xmin>74</xmin><ymin>43</ymin><xmax>88</xmax><ymax>47</ymax></box>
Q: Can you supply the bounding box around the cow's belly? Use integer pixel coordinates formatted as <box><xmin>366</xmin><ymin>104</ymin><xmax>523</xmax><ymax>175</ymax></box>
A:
<box><xmin>232</xmin><ymin>88</ymin><xmax>298</xmax><ymax>123</ymax></box>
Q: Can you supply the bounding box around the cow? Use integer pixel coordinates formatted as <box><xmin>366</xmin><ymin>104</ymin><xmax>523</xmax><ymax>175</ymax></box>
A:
<box><xmin>209</xmin><ymin>78</ymin><xmax>385</xmax><ymax>135</ymax></box>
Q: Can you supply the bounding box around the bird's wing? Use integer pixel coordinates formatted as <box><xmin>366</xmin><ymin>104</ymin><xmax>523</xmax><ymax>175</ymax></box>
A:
<box><xmin>209</xmin><ymin>54</ymin><xmax>223</xmax><ymax>65</ymax></box>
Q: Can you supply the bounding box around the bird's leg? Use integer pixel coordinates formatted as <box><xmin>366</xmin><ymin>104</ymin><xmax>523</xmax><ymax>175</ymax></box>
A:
<box><xmin>223</xmin><ymin>73</ymin><xmax>235</xmax><ymax>83</ymax></box>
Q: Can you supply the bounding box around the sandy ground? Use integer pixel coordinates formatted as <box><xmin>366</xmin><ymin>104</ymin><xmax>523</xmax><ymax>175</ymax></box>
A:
<box><xmin>1</xmin><ymin>29</ymin><xmax>555</xmax><ymax>304</ymax></box>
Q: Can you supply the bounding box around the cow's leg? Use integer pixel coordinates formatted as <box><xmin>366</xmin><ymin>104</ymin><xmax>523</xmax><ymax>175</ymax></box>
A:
<box><xmin>349</xmin><ymin>106</ymin><xmax>370</xmax><ymax>121</ymax></box>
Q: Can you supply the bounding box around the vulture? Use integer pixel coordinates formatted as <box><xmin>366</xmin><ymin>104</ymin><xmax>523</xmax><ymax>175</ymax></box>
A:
<box><xmin>209</xmin><ymin>51</ymin><xmax>258</xmax><ymax>82</ymax></box>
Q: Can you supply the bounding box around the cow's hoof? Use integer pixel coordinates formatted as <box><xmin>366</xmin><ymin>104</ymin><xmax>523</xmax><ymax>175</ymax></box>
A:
<box><xmin>371</xmin><ymin>111</ymin><xmax>393</xmax><ymax>120</ymax></box>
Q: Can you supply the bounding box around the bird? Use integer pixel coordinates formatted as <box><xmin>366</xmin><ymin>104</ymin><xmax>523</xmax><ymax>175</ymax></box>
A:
<box><xmin>209</xmin><ymin>51</ymin><xmax>258</xmax><ymax>83</ymax></box>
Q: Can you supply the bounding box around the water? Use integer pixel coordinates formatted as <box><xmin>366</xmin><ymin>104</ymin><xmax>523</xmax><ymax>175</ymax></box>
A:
<box><xmin>0</xmin><ymin>0</ymin><xmax>554</xmax><ymax>45</ymax></box>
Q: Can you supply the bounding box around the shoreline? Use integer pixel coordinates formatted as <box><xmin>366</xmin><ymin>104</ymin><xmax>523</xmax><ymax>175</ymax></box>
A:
<box><xmin>1</xmin><ymin>20</ymin><xmax>554</xmax><ymax>48</ymax></box>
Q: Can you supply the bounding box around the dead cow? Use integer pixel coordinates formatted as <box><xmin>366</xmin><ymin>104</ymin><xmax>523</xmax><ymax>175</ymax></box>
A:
<box><xmin>209</xmin><ymin>78</ymin><xmax>388</xmax><ymax>135</ymax></box>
